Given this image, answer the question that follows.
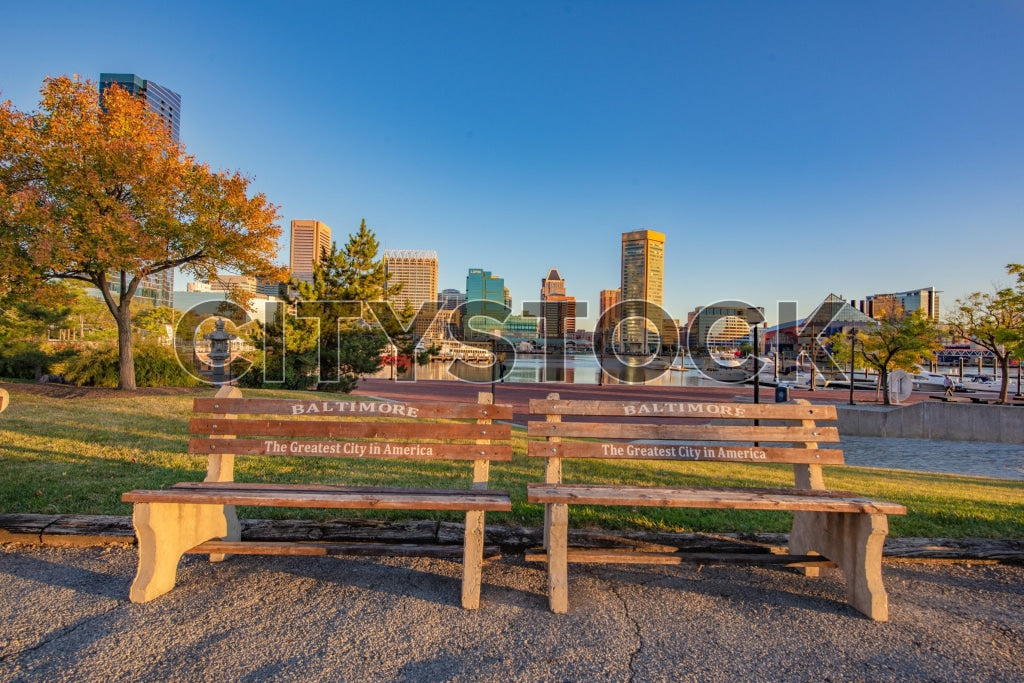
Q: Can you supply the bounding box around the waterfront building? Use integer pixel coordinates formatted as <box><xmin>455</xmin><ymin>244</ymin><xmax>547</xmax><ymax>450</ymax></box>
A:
<box><xmin>96</xmin><ymin>73</ymin><xmax>183</xmax><ymax>309</ymax></box>
<box><xmin>620</xmin><ymin>230</ymin><xmax>666</xmax><ymax>352</ymax></box>
<box><xmin>798</xmin><ymin>294</ymin><xmax>875</xmax><ymax>367</ymax></box>
<box><xmin>862</xmin><ymin>287</ymin><xmax>941</xmax><ymax>321</ymax></box>
<box><xmin>438</xmin><ymin>288</ymin><xmax>466</xmax><ymax>310</ymax></box>
<box><xmin>502</xmin><ymin>314</ymin><xmax>540</xmax><ymax>343</ymax></box>
<box><xmin>464</xmin><ymin>269</ymin><xmax>507</xmax><ymax>341</ymax></box>
<box><xmin>686</xmin><ymin>304</ymin><xmax>764</xmax><ymax>352</ymax></box>
<box><xmin>289</xmin><ymin>219</ymin><xmax>332</xmax><ymax>284</ymax></box>
<box><xmin>187</xmin><ymin>275</ymin><xmax>257</xmax><ymax>294</ymax></box>
<box><xmin>171</xmin><ymin>291</ymin><xmax>282</xmax><ymax>325</ymax></box>
<box><xmin>539</xmin><ymin>268</ymin><xmax>576</xmax><ymax>342</ymax></box>
<box><xmin>597</xmin><ymin>288</ymin><xmax>621</xmax><ymax>351</ymax></box>
<box><xmin>383</xmin><ymin>250</ymin><xmax>438</xmax><ymax>313</ymax></box>
<box><xmin>256</xmin><ymin>278</ymin><xmax>284</xmax><ymax>298</ymax></box>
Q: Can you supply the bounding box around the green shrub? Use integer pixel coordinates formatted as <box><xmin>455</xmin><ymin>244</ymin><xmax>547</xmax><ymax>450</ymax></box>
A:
<box><xmin>0</xmin><ymin>341</ymin><xmax>54</xmax><ymax>379</ymax></box>
<box><xmin>61</xmin><ymin>345</ymin><xmax>120</xmax><ymax>387</ymax></box>
<box><xmin>134</xmin><ymin>342</ymin><xmax>201</xmax><ymax>387</ymax></box>
<box><xmin>61</xmin><ymin>341</ymin><xmax>200</xmax><ymax>387</ymax></box>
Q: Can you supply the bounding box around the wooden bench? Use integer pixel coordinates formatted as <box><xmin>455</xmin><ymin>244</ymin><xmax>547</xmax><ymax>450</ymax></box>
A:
<box><xmin>525</xmin><ymin>394</ymin><xmax>906</xmax><ymax>620</ymax></box>
<box><xmin>122</xmin><ymin>387</ymin><xmax>512</xmax><ymax>608</ymax></box>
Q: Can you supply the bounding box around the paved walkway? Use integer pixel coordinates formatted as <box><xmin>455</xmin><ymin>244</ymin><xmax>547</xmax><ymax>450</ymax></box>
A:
<box><xmin>1</xmin><ymin>543</ymin><xmax>1021</xmax><ymax>682</ymax></box>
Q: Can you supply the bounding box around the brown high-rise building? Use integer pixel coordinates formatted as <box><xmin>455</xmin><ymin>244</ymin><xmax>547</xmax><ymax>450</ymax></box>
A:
<box><xmin>620</xmin><ymin>230</ymin><xmax>665</xmax><ymax>351</ymax></box>
<box><xmin>540</xmin><ymin>268</ymin><xmax>576</xmax><ymax>340</ymax></box>
<box><xmin>289</xmin><ymin>219</ymin><xmax>332</xmax><ymax>284</ymax></box>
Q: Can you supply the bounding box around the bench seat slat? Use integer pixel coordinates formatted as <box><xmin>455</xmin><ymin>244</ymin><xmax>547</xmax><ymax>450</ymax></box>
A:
<box><xmin>189</xmin><ymin>438</ymin><xmax>513</xmax><ymax>461</ymax></box>
<box><xmin>524</xmin><ymin>548</ymin><xmax>837</xmax><ymax>568</ymax></box>
<box><xmin>527</xmin><ymin>421</ymin><xmax>840</xmax><ymax>443</ymax></box>
<box><xmin>194</xmin><ymin>397</ymin><xmax>514</xmax><ymax>421</ymax></box>
<box><xmin>529</xmin><ymin>399</ymin><xmax>838</xmax><ymax>420</ymax></box>
<box><xmin>527</xmin><ymin>441</ymin><xmax>843</xmax><ymax>464</ymax></box>
<box><xmin>526</xmin><ymin>483</ymin><xmax>907</xmax><ymax>515</ymax></box>
<box><xmin>190</xmin><ymin>540</ymin><xmax>502</xmax><ymax>560</ymax></box>
<box><xmin>124</xmin><ymin>483</ymin><xmax>512</xmax><ymax>511</ymax></box>
<box><xmin>190</xmin><ymin>418</ymin><xmax>510</xmax><ymax>440</ymax></box>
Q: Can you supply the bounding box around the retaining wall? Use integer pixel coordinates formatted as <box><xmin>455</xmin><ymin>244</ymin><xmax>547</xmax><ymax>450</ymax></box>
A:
<box><xmin>836</xmin><ymin>402</ymin><xmax>1024</xmax><ymax>443</ymax></box>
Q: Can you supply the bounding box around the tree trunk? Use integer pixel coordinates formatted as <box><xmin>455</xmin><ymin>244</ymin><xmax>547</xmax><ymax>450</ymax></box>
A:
<box><xmin>880</xmin><ymin>367</ymin><xmax>890</xmax><ymax>405</ymax></box>
<box><xmin>115</xmin><ymin>308</ymin><xmax>136</xmax><ymax>390</ymax></box>
<box><xmin>999</xmin><ymin>354</ymin><xmax>1010</xmax><ymax>404</ymax></box>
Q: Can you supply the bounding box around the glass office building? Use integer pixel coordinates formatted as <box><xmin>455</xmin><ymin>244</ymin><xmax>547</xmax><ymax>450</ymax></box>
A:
<box><xmin>97</xmin><ymin>73</ymin><xmax>182</xmax><ymax>309</ymax></box>
<box><xmin>99</xmin><ymin>73</ymin><xmax>181</xmax><ymax>141</ymax></box>
<box><xmin>464</xmin><ymin>269</ymin><xmax>507</xmax><ymax>341</ymax></box>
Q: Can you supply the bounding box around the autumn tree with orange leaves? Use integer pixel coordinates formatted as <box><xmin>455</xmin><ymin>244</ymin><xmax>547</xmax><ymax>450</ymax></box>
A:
<box><xmin>0</xmin><ymin>76</ymin><xmax>283</xmax><ymax>389</ymax></box>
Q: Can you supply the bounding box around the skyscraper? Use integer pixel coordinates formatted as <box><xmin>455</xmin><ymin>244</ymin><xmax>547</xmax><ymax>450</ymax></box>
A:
<box><xmin>289</xmin><ymin>219</ymin><xmax>332</xmax><ymax>284</ymax></box>
<box><xmin>464</xmin><ymin>268</ymin><xmax>506</xmax><ymax>341</ymax></box>
<box><xmin>863</xmin><ymin>287</ymin><xmax>941</xmax><ymax>321</ymax></box>
<box><xmin>539</xmin><ymin>268</ymin><xmax>576</xmax><ymax>341</ymax></box>
<box><xmin>99</xmin><ymin>73</ymin><xmax>181</xmax><ymax>141</ymax></box>
<box><xmin>97</xmin><ymin>73</ymin><xmax>182</xmax><ymax>308</ymax></box>
<box><xmin>620</xmin><ymin>230</ymin><xmax>665</xmax><ymax>352</ymax></box>
<box><xmin>383</xmin><ymin>250</ymin><xmax>438</xmax><ymax>312</ymax></box>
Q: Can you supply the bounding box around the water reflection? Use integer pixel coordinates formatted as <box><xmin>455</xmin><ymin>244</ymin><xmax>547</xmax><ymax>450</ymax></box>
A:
<box><xmin>373</xmin><ymin>354</ymin><xmax>720</xmax><ymax>386</ymax></box>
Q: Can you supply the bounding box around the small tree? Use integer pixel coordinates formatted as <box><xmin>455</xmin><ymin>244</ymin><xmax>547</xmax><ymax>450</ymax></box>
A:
<box><xmin>246</xmin><ymin>220</ymin><xmax>395</xmax><ymax>392</ymax></box>
<box><xmin>836</xmin><ymin>311</ymin><xmax>940</xmax><ymax>405</ymax></box>
<box><xmin>947</xmin><ymin>264</ymin><xmax>1024</xmax><ymax>403</ymax></box>
<box><xmin>0</xmin><ymin>76</ymin><xmax>282</xmax><ymax>389</ymax></box>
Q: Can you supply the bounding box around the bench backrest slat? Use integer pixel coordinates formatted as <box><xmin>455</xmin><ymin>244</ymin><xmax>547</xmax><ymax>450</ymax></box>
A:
<box><xmin>528</xmin><ymin>441</ymin><xmax>843</xmax><ymax>464</ymax></box>
<box><xmin>191</xmin><ymin>418</ymin><xmax>510</xmax><ymax>441</ymax></box>
<box><xmin>191</xmin><ymin>438</ymin><xmax>512</xmax><ymax>461</ymax></box>
<box><xmin>194</xmin><ymin>397</ymin><xmax>512</xmax><ymax>421</ymax></box>
<box><xmin>526</xmin><ymin>421</ymin><xmax>838</xmax><ymax>443</ymax></box>
<box><xmin>529</xmin><ymin>399</ymin><xmax>837</xmax><ymax>421</ymax></box>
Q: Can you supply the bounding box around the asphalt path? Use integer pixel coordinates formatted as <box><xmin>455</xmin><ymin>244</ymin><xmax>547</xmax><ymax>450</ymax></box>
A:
<box><xmin>1</xmin><ymin>543</ymin><xmax>1021</xmax><ymax>682</ymax></box>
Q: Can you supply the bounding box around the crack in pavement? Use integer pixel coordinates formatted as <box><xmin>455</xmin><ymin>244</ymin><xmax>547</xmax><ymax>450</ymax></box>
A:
<box><xmin>0</xmin><ymin>606</ymin><xmax>116</xmax><ymax>663</ymax></box>
<box><xmin>609</xmin><ymin>582</ymin><xmax>644</xmax><ymax>682</ymax></box>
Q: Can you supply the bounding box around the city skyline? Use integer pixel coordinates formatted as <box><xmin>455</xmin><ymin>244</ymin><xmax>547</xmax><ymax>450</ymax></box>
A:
<box><xmin>3</xmin><ymin>2</ymin><xmax>1023</xmax><ymax>327</ymax></box>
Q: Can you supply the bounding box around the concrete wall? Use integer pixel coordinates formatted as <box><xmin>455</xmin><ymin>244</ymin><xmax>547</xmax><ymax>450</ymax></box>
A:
<box><xmin>836</xmin><ymin>403</ymin><xmax>1024</xmax><ymax>443</ymax></box>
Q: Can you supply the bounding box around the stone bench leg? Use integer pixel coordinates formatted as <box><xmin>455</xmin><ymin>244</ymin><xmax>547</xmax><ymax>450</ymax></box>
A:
<box><xmin>546</xmin><ymin>503</ymin><xmax>569</xmax><ymax>613</ymax></box>
<box><xmin>129</xmin><ymin>502</ymin><xmax>228</xmax><ymax>603</ymax></box>
<box><xmin>207</xmin><ymin>505</ymin><xmax>240</xmax><ymax>563</ymax></box>
<box><xmin>790</xmin><ymin>511</ymin><xmax>891</xmax><ymax>620</ymax></box>
<box><xmin>462</xmin><ymin>510</ymin><xmax>485</xmax><ymax>609</ymax></box>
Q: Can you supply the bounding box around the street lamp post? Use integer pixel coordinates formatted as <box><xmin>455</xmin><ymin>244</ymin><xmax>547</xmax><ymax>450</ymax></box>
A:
<box><xmin>807</xmin><ymin>324</ymin><xmax>816</xmax><ymax>392</ymax></box>
<box><xmin>491</xmin><ymin>337</ymin><xmax>497</xmax><ymax>399</ymax></box>
<box><xmin>848</xmin><ymin>328</ymin><xmax>857</xmax><ymax>406</ymax></box>
<box><xmin>752</xmin><ymin>322</ymin><xmax>760</xmax><ymax>404</ymax></box>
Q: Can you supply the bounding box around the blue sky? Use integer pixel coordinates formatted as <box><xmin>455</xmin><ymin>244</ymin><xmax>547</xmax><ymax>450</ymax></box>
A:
<box><xmin>3</xmin><ymin>1</ymin><xmax>1023</xmax><ymax>327</ymax></box>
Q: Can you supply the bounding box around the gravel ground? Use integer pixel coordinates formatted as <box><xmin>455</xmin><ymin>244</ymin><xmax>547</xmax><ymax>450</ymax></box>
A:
<box><xmin>1</xmin><ymin>543</ymin><xmax>1021</xmax><ymax>682</ymax></box>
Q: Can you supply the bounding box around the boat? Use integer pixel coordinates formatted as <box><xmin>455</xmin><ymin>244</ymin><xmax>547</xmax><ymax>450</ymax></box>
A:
<box><xmin>692</xmin><ymin>354</ymin><xmax>757</xmax><ymax>383</ymax></box>
<box><xmin>958</xmin><ymin>373</ymin><xmax>1020</xmax><ymax>394</ymax></box>
<box><xmin>911</xmin><ymin>367</ymin><xmax>959</xmax><ymax>392</ymax></box>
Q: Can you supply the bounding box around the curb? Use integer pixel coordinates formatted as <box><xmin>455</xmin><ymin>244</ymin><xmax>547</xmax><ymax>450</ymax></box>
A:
<box><xmin>1</xmin><ymin>513</ymin><xmax>1021</xmax><ymax>562</ymax></box>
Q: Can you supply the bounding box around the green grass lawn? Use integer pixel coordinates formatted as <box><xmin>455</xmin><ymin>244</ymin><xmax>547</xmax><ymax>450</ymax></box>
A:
<box><xmin>1</xmin><ymin>386</ymin><xmax>1021</xmax><ymax>539</ymax></box>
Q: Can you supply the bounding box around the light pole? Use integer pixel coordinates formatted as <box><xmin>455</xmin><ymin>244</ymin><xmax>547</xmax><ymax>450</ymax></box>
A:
<box><xmin>752</xmin><ymin>322</ymin><xmax>761</xmax><ymax>404</ymax></box>
<box><xmin>491</xmin><ymin>337</ymin><xmax>497</xmax><ymax>399</ymax></box>
<box><xmin>848</xmin><ymin>328</ymin><xmax>857</xmax><ymax>406</ymax></box>
<box><xmin>807</xmin><ymin>324</ymin><xmax>817</xmax><ymax>392</ymax></box>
